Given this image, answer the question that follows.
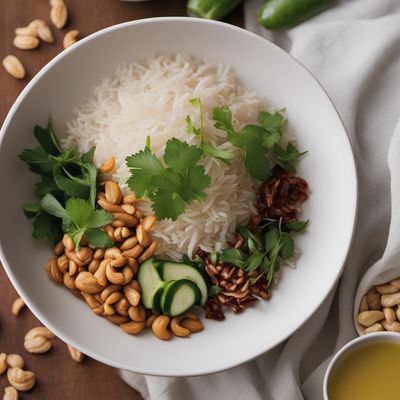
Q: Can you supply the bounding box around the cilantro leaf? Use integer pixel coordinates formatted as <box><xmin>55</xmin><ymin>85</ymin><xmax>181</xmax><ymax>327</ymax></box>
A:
<box><xmin>19</xmin><ymin>147</ymin><xmax>54</xmax><ymax>174</ymax></box>
<box><xmin>126</xmin><ymin>137</ymin><xmax>211</xmax><ymax>220</ymax></box>
<box><xmin>258</xmin><ymin>111</ymin><xmax>285</xmax><ymax>133</ymax></box>
<box><xmin>241</xmin><ymin>125</ymin><xmax>271</xmax><ymax>181</ymax></box>
<box><xmin>65</xmin><ymin>198</ymin><xmax>93</xmax><ymax>228</ymax></box>
<box><xmin>163</xmin><ymin>138</ymin><xmax>203</xmax><ymax>175</ymax></box>
<box><xmin>34</xmin><ymin>175</ymin><xmax>61</xmax><ymax>197</ymax></box>
<box><xmin>126</xmin><ymin>148</ymin><xmax>164</xmax><ymax>198</ymax></box>
<box><xmin>64</xmin><ymin>198</ymin><xmax>112</xmax><ymax>248</ymax></box>
<box><xmin>32</xmin><ymin>212</ymin><xmax>63</xmax><ymax>245</ymax></box>
<box><xmin>213</xmin><ymin>106</ymin><xmax>307</xmax><ymax>178</ymax></box>
<box><xmin>53</xmin><ymin>165</ymin><xmax>91</xmax><ymax>199</ymax></box>
<box><xmin>150</xmin><ymin>189</ymin><xmax>186</xmax><ymax>221</ymax></box>
<box><xmin>34</xmin><ymin>124</ymin><xmax>61</xmax><ymax>156</ymax></box>
<box><xmin>273</xmin><ymin>143</ymin><xmax>307</xmax><ymax>162</ymax></box>
<box><xmin>261</xmin><ymin>130</ymin><xmax>281</xmax><ymax>149</ymax></box>
<box><xmin>81</xmin><ymin>146</ymin><xmax>96</xmax><ymax>164</ymax></box>
<box><xmin>180</xmin><ymin>165</ymin><xmax>211</xmax><ymax>202</ymax></box>
<box><xmin>186</xmin><ymin>99</ymin><xmax>235</xmax><ymax>163</ymax></box>
<box><xmin>85</xmin><ymin>228</ymin><xmax>113</xmax><ymax>248</ymax></box>
<box><xmin>41</xmin><ymin>194</ymin><xmax>69</xmax><ymax>222</ymax></box>
<box><xmin>212</xmin><ymin>106</ymin><xmax>235</xmax><ymax>133</ymax></box>
<box><xmin>280</xmin><ymin>233</ymin><xmax>294</xmax><ymax>259</ymax></box>
<box><xmin>88</xmin><ymin>209</ymin><xmax>113</xmax><ymax>228</ymax></box>
<box><xmin>23</xmin><ymin>203</ymin><xmax>42</xmax><ymax>219</ymax></box>
<box><xmin>286</xmin><ymin>220</ymin><xmax>309</xmax><ymax>232</ymax></box>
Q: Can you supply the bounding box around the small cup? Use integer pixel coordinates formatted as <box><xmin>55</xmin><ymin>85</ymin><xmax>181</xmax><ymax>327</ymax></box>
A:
<box><xmin>323</xmin><ymin>332</ymin><xmax>400</xmax><ymax>399</ymax></box>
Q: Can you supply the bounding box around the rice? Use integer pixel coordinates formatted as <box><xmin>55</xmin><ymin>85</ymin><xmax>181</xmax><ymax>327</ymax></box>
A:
<box><xmin>65</xmin><ymin>54</ymin><xmax>268</xmax><ymax>260</ymax></box>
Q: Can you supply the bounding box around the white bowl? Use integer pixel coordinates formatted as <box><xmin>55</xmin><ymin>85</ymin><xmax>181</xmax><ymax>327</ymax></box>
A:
<box><xmin>323</xmin><ymin>332</ymin><xmax>400</xmax><ymax>399</ymax></box>
<box><xmin>0</xmin><ymin>17</ymin><xmax>357</xmax><ymax>376</ymax></box>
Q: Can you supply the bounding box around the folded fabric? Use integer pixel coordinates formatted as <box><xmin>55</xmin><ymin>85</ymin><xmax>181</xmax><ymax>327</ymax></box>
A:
<box><xmin>121</xmin><ymin>0</ymin><xmax>400</xmax><ymax>398</ymax></box>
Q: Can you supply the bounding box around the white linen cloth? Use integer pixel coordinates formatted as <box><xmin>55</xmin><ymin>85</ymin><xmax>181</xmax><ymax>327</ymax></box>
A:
<box><xmin>121</xmin><ymin>1</ymin><xmax>400</xmax><ymax>398</ymax></box>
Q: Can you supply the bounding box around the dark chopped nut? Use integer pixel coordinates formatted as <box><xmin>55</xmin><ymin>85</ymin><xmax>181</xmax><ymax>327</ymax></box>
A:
<box><xmin>250</xmin><ymin>165</ymin><xmax>308</xmax><ymax>228</ymax></box>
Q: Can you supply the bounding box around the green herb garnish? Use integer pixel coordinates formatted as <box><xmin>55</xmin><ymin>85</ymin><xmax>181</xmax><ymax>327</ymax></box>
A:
<box><xmin>208</xmin><ymin>285</ymin><xmax>223</xmax><ymax>297</ymax></box>
<box><xmin>41</xmin><ymin>194</ymin><xmax>112</xmax><ymax>249</ymax></box>
<box><xmin>212</xmin><ymin>106</ymin><xmax>306</xmax><ymax>179</ymax></box>
<box><xmin>20</xmin><ymin>120</ymin><xmax>112</xmax><ymax>247</ymax></box>
<box><xmin>126</xmin><ymin>137</ymin><xmax>211</xmax><ymax>221</ymax></box>
<box><xmin>219</xmin><ymin>219</ymin><xmax>306</xmax><ymax>284</ymax></box>
<box><xmin>186</xmin><ymin>98</ymin><xmax>235</xmax><ymax>164</ymax></box>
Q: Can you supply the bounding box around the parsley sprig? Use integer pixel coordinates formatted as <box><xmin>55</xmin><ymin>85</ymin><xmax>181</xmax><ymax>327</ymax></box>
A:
<box><xmin>219</xmin><ymin>219</ymin><xmax>308</xmax><ymax>284</ymax></box>
<box><xmin>126</xmin><ymin>138</ymin><xmax>211</xmax><ymax>221</ymax></box>
<box><xmin>20</xmin><ymin>120</ymin><xmax>112</xmax><ymax>248</ymax></box>
<box><xmin>212</xmin><ymin>107</ymin><xmax>307</xmax><ymax>180</ymax></box>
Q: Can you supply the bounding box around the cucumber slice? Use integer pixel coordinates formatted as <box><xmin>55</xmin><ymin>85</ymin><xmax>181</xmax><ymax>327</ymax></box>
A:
<box><xmin>158</xmin><ymin>262</ymin><xmax>208</xmax><ymax>305</ymax></box>
<box><xmin>160</xmin><ymin>279</ymin><xmax>201</xmax><ymax>317</ymax></box>
<box><xmin>137</xmin><ymin>258</ymin><xmax>164</xmax><ymax>312</ymax></box>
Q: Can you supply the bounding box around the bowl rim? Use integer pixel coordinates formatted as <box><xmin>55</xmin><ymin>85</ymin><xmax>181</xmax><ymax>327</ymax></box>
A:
<box><xmin>0</xmin><ymin>16</ymin><xmax>358</xmax><ymax>376</ymax></box>
<box><xmin>322</xmin><ymin>332</ymin><xmax>400</xmax><ymax>399</ymax></box>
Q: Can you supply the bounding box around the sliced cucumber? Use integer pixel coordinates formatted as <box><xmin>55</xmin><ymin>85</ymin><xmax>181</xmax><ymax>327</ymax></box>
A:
<box><xmin>137</xmin><ymin>258</ymin><xmax>165</xmax><ymax>312</ymax></box>
<box><xmin>158</xmin><ymin>262</ymin><xmax>208</xmax><ymax>305</ymax></box>
<box><xmin>160</xmin><ymin>279</ymin><xmax>201</xmax><ymax>317</ymax></box>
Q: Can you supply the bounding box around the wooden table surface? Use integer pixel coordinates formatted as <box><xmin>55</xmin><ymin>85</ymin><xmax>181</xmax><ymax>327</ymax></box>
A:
<box><xmin>0</xmin><ymin>1</ymin><xmax>243</xmax><ymax>399</ymax></box>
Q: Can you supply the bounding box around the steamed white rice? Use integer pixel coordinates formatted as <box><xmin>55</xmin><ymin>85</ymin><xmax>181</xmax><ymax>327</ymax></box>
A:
<box><xmin>65</xmin><ymin>54</ymin><xmax>268</xmax><ymax>260</ymax></box>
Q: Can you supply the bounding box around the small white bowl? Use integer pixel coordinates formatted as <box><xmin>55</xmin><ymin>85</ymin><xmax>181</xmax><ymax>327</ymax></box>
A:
<box><xmin>323</xmin><ymin>332</ymin><xmax>400</xmax><ymax>399</ymax></box>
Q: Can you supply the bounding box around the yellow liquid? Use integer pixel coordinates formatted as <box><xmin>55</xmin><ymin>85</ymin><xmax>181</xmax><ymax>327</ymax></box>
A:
<box><xmin>328</xmin><ymin>341</ymin><xmax>400</xmax><ymax>400</ymax></box>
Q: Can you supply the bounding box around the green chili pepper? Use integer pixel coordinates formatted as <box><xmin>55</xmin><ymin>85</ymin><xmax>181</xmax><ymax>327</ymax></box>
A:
<box><xmin>258</xmin><ymin>0</ymin><xmax>335</xmax><ymax>31</ymax></box>
<box><xmin>187</xmin><ymin>0</ymin><xmax>243</xmax><ymax>21</ymax></box>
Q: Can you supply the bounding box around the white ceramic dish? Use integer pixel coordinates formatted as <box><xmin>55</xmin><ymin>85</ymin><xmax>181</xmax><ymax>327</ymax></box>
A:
<box><xmin>0</xmin><ymin>17</ymin><xmax>357</xmax><ymax>376</ymax></box>
<box><xmin>323</xmin><ymin>332</ymin><xmax>400</xmax><ymax>399</ymax></box>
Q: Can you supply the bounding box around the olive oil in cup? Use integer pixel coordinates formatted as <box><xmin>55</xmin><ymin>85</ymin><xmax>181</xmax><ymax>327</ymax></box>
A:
<box><xmin>323</xmin><ymin>332</ymin><xmax>400</xmax><ymax>400</ymax></box>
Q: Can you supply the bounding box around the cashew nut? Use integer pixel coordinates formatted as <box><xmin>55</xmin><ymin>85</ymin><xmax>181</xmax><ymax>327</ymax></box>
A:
<box><xmin>3</xmin><ymin>386</ymin><xmax>18</xmax><ymax>400</ymax></box>
<box><xmin>142</xmin><ymin>215</ymin><xmax>156</xmax><ymax>231</ymax></box>
<box><xmin>122</xmin><ymin>244</ymin><xmax>144</xmax><ymax>259</ymax></box>
<box><xmin>138</xmin><ymin>241</ymin><xmax>158</xmax><ymax>264</ymax></box>
<box><xmin>120</xmin><ymin>321</ymin><xmax>145</xmax><ymax>335</ymax></box>
<box><xmin>103</xmin><ymin>303</ymin><xmax>115</xmax><ymax>315</ymax></box>
<box><xmin>7</xmin><ymin>367</ymin><xmax>35</xmax><ymax>391</ymax></box>
<box><xmin>105</xmin><ymin>246</ymin><xmax>122</xmax><ymax>259</ymax></box>
<box><xmin>46</xmin><ymin>257</ymin><xmax>62</xmax><ymax>283</ymax></box>
<box><xmin>24</xmin><ymin>326</ymin><xmax>54</xmax><ymax>354</ymax></box>
<box><xmin>124</xmin><ymin>287</ymin><xmax>141</xmax><ymax>307</ymax></box>
<box><xmin>0</xmin><ymin>353</ymin><xmax>7</xmax><ymax>374</ymax></box>
<box><xmin>107</xmin><ymin>314</ymin><xmax>129</xmax><ymax>325</ymax></box>
<box><xmin>6</xmin><ymin>354</ymin><xmax>24</xmax><ymax>369</ymax></box>
<box><xmin>115</xmin><ymin>297</ymin><xmax>130</xmax><ymax>316</ymax></box>
<box><xmin>100</xmin><ymin>284</ymin><xmax>121</xmax><ymax>302</ymax></box>
<box><xmin>75</xmin><ymin>272</ymin><xmax>102</xmax><ymax>294</ymax></box>
<box><xmin>145</xmin><ymin>314</ymin><xmax>159</xmax><ymax>329</ymax></box>
<box><xmin>170</xmin><ymin>317</ymin><xmax>190</xmax><ymax>338</ymax></box>
<box><xmin>53</xmin><ymin>240</ymin><xmax>65</xmax><ymax>256</ymax></box>
<box><xmin>120</xmin><ymin>236</ymin><xmax>138</xmax><ymax>252</ymax></box>
<box><xmin>11</xmin><ymin>298</ymin><xmax>25</xmax><ymax>316</ymax></box>
<box><xmin>106</xmin><ymin>263</ymin><xmax>125</xmax><ymax>285</ymax></box>
<box><xmin>128</xmin><ymin>305</ymin><xmax>146</xmax><ymax>322</ymax></box>
<box><xmin>63</xmin><ymin>273</ymin><xmax>76</xmax><ymax>290</ymax></box>
<box><xmin>81</xmin><ymin>292</ymin><xmax>102</xmax><ymax>309</ymax></box>
<box><xmin>62</xmin><ymin>233</ymin><xmax>74</xmax><ymax>251</ymax></box>
<box><xmin>152</xmin><ymin>315</ymin><xmax>171</xmax><ymax>340</ymax></box>
<box><xmin>180</xmin><ymin>312</ymin><xmax>204</xmax><ymax>333</ymax></box>
<box><xmin>67</xmin><ymin>344</ymin><xmax>85</xmax><ymax>363</ymax></box>
<box><xmin>94</xmin><ymin>260</ymin><xmax>108</xmax><ymax>286</ymax></box>
<box><xmin>357</xmin><ymin>310</ymin><xmax>384</xmax><ymax>327</ymax></box>
<box><xmin>136</xmin><ymin>224</ymin><xmax>152</xmax><ymax>247</ymax></box>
